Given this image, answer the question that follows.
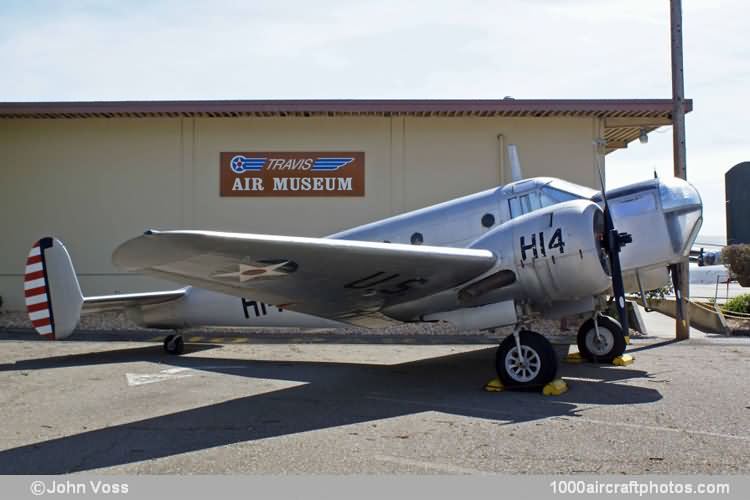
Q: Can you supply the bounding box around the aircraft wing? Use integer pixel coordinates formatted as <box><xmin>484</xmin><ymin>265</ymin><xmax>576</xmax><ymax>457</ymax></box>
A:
<box><xmin>113</xmin><ymin>230</ymin><xmax>496</xmax><ymax>327</ymax></box>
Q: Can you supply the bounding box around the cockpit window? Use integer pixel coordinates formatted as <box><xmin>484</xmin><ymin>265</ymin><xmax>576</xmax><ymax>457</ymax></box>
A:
<box><xmin>521</xmin><ymin>193</ymin><xmax>540</xmax><ymax>212</ymax></box>
<box><xmin>508</xmin><ymin>192</ymin><xmax>541</xmax><ymax>218</ymax></box>
<box><xmin>539</xmin><ymin>186</ymin><xmax>580</xmax><ymax>207</ymax></box>
<box><xmin>508</xmin><ymin>197</ymin><xmax>520</xmax><ymax>218</ymax></box>
<box><xmin>548</xmin><ymin>179</ymin><xmax>598</xmax><ymax>199</ymax></box>
<box><xmin>507</xmin><ymin>181</ymin><xmax>593</xmax><ymax>219</ymax></box>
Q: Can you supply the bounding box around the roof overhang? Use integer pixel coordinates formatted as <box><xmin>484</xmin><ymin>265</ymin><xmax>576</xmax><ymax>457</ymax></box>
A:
<box><xmin>0</xmin><ymin>98</ymin><xmax>691</xmax><ymax>154</ymax></box>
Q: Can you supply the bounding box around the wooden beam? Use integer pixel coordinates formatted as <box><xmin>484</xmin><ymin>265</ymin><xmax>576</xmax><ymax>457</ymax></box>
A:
<box><xmin>604</xmin><ymin>117</ymin><xmax>672</xmax><ymax>128</ymax></box>
<box><xmin>605</xmin><ymin>140</ymin><xmax>629</xmax><ymax>149</ymax></box>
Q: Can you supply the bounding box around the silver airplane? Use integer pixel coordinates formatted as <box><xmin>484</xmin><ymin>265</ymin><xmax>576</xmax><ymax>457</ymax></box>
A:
<box><xmin>23</xmin><ymin>148</ymin><xmax>703</xmax><ymax>389</ymax></box>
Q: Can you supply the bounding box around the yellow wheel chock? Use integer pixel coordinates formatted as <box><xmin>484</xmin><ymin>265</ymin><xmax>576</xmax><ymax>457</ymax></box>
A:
<box><xmin>566</xmin><ymin>351</ymin><xmax>635</xmax><ymax>366</ymax></box>
<box><xmin>484</xmin><ymin>377</ymin><xmax>504</xmax><ymax>392</ymax></box>
<box><xmin>612</xmin><ymin>354</ymin><xmax>635</xmax><ymax>366</ymax></box>
<box><xmin>542</xmin><ymin>378</ymin><xmax>568</xmax><ymax>396</ymax></box>
<box><xmin>484</xmin><ymin>377</ymin><xmax>568</xmax><ymax>395</ymax></box>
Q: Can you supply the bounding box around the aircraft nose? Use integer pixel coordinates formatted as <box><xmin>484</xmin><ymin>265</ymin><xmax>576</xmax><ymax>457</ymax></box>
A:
<box><xmin>659</xmin><ymin>177</ymin><xmax>703</xmax><ymax>256</ymax></box>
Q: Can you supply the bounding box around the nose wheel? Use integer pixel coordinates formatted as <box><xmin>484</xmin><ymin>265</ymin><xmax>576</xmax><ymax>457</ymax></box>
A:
<box><xmin>496</xmin><ymin>329</ymin><xmax>558</xmax><ymax>390</ymax></box>
<box><xmin>576</xmin><ymin>314</ymin><xmax>626</xmax><ymax>363</ymax></box>
<box><xmin>163</xmin><ymin>334</ymin><xmax>185</xmax><ymax>355</ymax></box>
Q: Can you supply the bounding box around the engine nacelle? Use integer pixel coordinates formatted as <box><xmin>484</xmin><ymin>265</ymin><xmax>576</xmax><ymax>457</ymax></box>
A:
<box><xmin>468</xmin><ymin>199</ymin><xmax>610</xmax><ymax>304</ymax></box>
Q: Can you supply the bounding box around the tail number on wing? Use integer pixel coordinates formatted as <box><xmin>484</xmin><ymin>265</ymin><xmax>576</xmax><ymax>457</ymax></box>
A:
<box><xmin>520</xmin><ymin>228</ymin><xmax>565</xmax><ymax>261</ymax></box>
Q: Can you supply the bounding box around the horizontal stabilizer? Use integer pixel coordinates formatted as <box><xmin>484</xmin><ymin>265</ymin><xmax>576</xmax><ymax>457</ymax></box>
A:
<box><xmin>24</xmin><ymin>236</ymin><xmax>189</xmax><ymax>339</ymax></box>
<box><xmin>82</xmin><ymin>289</ymin><xmax>187</xmax><ymax>315</ymax></box>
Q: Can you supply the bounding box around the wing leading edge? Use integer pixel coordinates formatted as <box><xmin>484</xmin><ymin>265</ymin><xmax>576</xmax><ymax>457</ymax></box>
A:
<box><xmin>113</xmin><ymin>230</ymin><xmax>496</xmax><ymax>326</ymax></box>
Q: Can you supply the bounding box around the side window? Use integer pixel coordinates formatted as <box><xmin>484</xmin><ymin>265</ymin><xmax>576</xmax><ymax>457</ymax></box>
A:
<box><xmin>612</xmin><ymin>192</ymin><xmax>657</xmax><ymax>216</ymax></box>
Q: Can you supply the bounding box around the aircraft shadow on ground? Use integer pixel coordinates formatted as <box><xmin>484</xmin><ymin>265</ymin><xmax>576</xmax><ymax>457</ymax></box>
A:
<box><xmin>0</xmin><ymin>345</ymin><xmax>662</xmax><ymax>473</ymax></box>
<box><xmin>626</xmin><ymin>339</ymin><xmax>681</xmax><ymax>353</ymax></box>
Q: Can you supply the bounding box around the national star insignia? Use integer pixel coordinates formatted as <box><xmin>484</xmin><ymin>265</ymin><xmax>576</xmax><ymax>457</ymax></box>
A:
<box><xmin>212</xmin><ymin>262</ymin><xmax>289</xmax><ymax>282</ymax></box>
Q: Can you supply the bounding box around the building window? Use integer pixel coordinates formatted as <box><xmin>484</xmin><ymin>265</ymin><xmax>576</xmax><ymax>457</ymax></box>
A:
<box><xmin>410</xmin><ymin>232</ymin><xmax>423</xmax><ymax>245</ymax></box>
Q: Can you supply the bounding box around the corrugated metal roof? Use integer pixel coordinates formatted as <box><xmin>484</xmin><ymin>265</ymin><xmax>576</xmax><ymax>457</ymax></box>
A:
<box><xmin>0</xmin><ymin>98</ymin><xmax>690</xmax><ymax>118</ymax></box>
<box><xmin>0</xmin><ymin>99</ymin><xmax>691</xmax><ymax>153</ymax></box>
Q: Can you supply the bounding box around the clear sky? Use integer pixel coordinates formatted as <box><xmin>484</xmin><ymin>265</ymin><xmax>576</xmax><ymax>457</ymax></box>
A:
<box><xmin>1</xmin><ymin>0</ymin><xmax>746</xmax><ymax>238</ymax></box>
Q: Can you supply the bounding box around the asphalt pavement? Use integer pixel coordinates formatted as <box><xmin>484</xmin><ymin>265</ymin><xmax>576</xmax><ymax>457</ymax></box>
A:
<box><xmin>0</xmin><ymin>316</ymin><xmax>748</xmax><ymax>474</ymax></box>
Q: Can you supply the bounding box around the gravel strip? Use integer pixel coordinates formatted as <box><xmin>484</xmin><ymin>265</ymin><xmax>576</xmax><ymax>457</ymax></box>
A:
<box><xmin>0</xmin><ymin>309</ymin><xmax>583</xmax><ymax>341</ymax></box>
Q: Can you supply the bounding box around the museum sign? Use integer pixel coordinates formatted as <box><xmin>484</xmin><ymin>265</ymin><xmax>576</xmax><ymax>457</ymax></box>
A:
<box><xmin>220</xmin><ymin>152</ymin><xmax>365</xmax><ymax>197</ymax></box>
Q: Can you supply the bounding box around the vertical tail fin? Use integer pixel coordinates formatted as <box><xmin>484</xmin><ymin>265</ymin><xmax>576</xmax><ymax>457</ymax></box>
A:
<box><xmin>24</xmin><ymin>237</ymin><xmax>83</xmax><ymax>339</ymax></box>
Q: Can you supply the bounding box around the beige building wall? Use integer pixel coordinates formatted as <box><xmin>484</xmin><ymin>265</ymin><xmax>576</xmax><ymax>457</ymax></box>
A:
<box><xmin>0</xmin><ymin>115</ymin><xmax>601</xmax><ymax>311</ymax></box>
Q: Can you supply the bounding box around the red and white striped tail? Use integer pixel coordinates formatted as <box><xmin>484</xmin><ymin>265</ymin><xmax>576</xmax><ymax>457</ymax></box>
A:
<box><xmin>25</xmin><ymin>238</ymin><xmax>55</xmax><ymax>339</ymax></box>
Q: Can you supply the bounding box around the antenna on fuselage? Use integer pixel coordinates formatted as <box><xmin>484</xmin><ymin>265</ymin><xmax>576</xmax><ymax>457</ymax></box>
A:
<box><xmin>507</xmin><ymin>144</ymin><xmax>523</xmax><ymax>182</ymax></box>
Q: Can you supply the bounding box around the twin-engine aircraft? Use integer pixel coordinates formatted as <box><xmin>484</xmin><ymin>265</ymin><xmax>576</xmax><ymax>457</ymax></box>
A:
<box><xmin>24</xmin><ymin>148</ymin><xmax>703</xmax><ymax>389</ymax></box>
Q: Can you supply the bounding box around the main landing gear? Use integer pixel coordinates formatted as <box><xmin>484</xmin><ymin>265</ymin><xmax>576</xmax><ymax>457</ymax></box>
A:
<box><xmin>163</xmin><ymin>333</ymin><xmax>185</xmax><ymax>355</ymax></box>
<box><xmin>495</xmin><ymin>326</ymin><xmax>558</xmax><ymax>390</ymax></box>
<box><xmin>576</xmin><ymin>313</ymin><xmax>626</xmax><ymax>363</ymax></box>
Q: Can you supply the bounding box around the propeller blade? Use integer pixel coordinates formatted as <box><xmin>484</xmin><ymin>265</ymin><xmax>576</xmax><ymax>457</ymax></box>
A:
<box><xmin>596</xmin><ymin>163</ymin><xmax>630</xmax><ymax>336</ymax></box>
<box><xmin>596</xmin><ymin>164</ymin><xmax>610</xmax><ymax>209</ymax></box>
<box><xmin>608</xmin><ymin>229</ymin><xmax>630</xmax><ymax>337</ymax></box>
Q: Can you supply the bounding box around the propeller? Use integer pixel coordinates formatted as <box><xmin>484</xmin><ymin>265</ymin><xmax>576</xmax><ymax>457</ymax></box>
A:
<box><xmin>596</xmin><ymin>168</ymin><xmax>633</xmax><ymax>337</ymax></box>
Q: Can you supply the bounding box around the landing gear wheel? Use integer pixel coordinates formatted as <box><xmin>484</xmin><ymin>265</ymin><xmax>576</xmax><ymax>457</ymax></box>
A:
<box><xmin>163</xmin><ymin>334</ymin><xmax>185</xmax><ymax>355</ymax></box>
<box><xmin>496</xmin><ymin>330</ymin><xmax>558</xmax><ymax>390</ymax></box>
<box><xmin>577</xmin><ymin>315</ymin><xmax>625</xmax><ymax>363</ymax></box>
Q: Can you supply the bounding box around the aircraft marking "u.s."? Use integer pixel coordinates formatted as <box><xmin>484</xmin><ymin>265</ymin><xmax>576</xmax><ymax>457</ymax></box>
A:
<box><xmin>344</xmin><ymin>272</ymin><xmax>427</xmax><ymax>295</ymax></box>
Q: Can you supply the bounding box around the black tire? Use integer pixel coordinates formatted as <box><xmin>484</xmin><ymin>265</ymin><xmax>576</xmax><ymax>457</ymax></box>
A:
<box><xmin>495</xmin><ymin>330</ymin><xmax>558</xmax><ymax>390</ymax></box>
<box><xmin>162</xmin><ymin>334</ymin><xmax>175</xmax><ymax>353</ymax></box>
<box><xmin>576</xmin><ymin>315</ymin><xmax>626</xmax><ymax>363</ymax></box>
<box><xmin>172</xmin><ymin>335</ymin><xmax>185</xmax><ymax>355</ymax></box>
<box><xmin>163</xmin><ymin>334</ymin><xmax>185</xmax><ymax>355</ymax></box>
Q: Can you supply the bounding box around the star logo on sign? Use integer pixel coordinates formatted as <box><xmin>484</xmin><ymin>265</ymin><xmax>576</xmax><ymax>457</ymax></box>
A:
<box><xmin>213</xmin><ymin>262</ymin><xmax>289</xmax><ymax>282</ymax></box>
